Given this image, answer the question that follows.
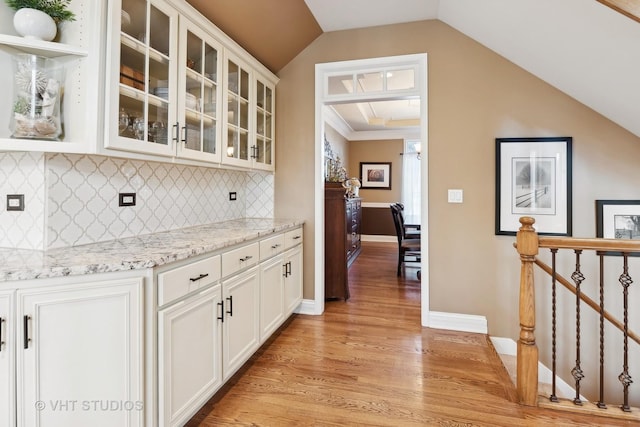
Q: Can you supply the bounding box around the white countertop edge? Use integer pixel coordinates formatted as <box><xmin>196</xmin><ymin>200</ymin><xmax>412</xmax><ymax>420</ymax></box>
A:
<box><xmin>0</xmin><ymin>218</ymin><xmax>304</xmax><ymax>283</ymax></box>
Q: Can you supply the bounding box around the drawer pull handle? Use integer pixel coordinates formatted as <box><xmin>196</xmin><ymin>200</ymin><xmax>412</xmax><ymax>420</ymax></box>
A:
<box><xmin>292</xmin><ymin>235</ymin><xmax>301</xmax><ymax>240</ymax></box>
<box><xmin>271</xmin><ymin>244</ymin><xmax>281</xmax><ymax>249</ymax></box>
<box><xmin>24</xmin><ymin>315</ymin><xmax>31</xmax><ymax>349</ymax></box>
<box><xmin>0</xmin><ymin>317</ymin><xmax>3</xmax><ymax>352</ymax></box>
<box><xmin>189</xmin><ymin>273</ymin><xmax>209</xmax><ymax>282</ymax></box>
<box><xmin>226</xmin><ymin>295</ymin><xmax>233</xmax><ymax>317</ymax></box>
<box><xmin>240</xmin><ymin>255</ymin><xmax>253</xmax><ymax>262</ymax></box>
<box><xmin>217</xmin><ymin>301</ymin><xmax>224</xmax><ymax>323</ymax></box>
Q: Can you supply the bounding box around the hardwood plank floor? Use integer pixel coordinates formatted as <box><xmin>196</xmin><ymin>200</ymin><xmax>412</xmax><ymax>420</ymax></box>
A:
<box><xmin>186</xmin><ymin>241</ymin><xmax>633</xmax><ymax>426</ymax></box>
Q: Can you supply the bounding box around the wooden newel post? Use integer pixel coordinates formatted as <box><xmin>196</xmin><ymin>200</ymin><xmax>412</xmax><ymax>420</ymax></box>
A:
<box><xmin>516</xmin><ymin>216</ymin><xmax>539</xmax><ymax>406</ymax></box>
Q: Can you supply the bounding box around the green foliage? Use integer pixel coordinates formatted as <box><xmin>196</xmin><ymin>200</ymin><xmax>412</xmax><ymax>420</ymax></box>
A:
<box><xmin>5</xmin><ymin>0</ymin><xmax>75</xmax><ymax>23</ymax></box>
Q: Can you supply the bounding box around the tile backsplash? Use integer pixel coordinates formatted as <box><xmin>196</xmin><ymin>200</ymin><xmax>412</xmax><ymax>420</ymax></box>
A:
<box><xmin>0</xmin><ymin>152</ymin><xmax>274</xmax><ymax>250</ymax></box>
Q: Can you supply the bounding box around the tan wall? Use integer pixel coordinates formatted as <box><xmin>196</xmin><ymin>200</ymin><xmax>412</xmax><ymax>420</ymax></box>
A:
<box><xmin>274</xmin><ymin>20</ymin><xmax>640</xmax><ymax>341</ymax></box>
<box><xmin>347</xmin><ymin>139</ymin><xmax>403</xmax><ymax>203</ymax></box>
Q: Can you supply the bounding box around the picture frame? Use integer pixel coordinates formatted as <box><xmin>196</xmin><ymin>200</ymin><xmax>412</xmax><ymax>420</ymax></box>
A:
<box><xmin>495</xmin><ymin>137</ymin><xmax>572</xmax><ymax>236</ymax></box>
<box><xmin>360</xmin><ymin>162</ymin><xmax>392</xmax><ymax>189</ymax></box>
<box><xmin>596</xmin><ymin>200</ymin><xmax>640</xmax><ymax>240</ymax></box>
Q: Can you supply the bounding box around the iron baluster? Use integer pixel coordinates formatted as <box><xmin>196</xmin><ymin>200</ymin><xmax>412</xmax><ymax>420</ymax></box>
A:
<box><xmin>570</xmin><ymin>249</ymin><xmax>584</xmax><ymax>406</ymax></box>
<box><xmin>597</xmin><ymin>252</ymin><xmax>607</xmax><ymax>409</ymax></box>
<box><xmin>550</xmin><ymin>248</ymin><xmax>558</xmax><ymax>403</ymax></box>
<box><xmin>618</xmin><ymin>253</ymin><xmax>633</xmax><ymax>412</ymax></box>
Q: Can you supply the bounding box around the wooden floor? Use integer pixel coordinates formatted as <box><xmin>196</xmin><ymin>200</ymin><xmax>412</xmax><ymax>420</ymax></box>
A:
<box><xmin>186</xmin><ymin>242</ymin><xmax>633</xmax><ymax>426</ymax></box>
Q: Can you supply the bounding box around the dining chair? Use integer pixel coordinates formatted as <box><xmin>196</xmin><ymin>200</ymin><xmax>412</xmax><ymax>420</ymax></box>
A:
<box><xmin>393</xmin><ymin>203</ymin><xmax>420</xmax><ymax>239</ymax></box>
<box><xmin>390</xmin><ymin>204</ymin><xmax>421</xmax><ymax>276</ymax></box>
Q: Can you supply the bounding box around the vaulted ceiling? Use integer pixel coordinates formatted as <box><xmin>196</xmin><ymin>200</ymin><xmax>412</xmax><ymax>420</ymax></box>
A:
<box><xmin>185</xmin><ymin>0</ymin><xmax>640</xmax><ymax>138</ymax></box>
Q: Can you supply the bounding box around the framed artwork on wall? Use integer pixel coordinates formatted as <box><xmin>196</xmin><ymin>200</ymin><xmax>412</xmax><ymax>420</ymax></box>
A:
<box><xmin>596</xmin><ymin>200</ymin><xmax>640</xmax><ymax>239</ymax></box>
<box><xmin>360</xmin><ymin>162</ymin><xmax>392</xmax><ymax>189</ymax></box>
<box><xmin>495</xmin><ymin>137</ymin><xmax>572</xmax><ymax>236</ymax></box>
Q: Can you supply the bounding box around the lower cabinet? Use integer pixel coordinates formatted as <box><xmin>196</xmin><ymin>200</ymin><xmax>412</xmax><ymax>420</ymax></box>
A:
<box><xmin>16</xmin><ymin>277</ymin><xmax>144</xmax><ymax>427</ymax></box>
<box><xmin>222</xmin><ymin>266</ymin><xmax>260</xmax><ymax>380</ymax></box>
<box><xmin>157</xmin><ymin>227</ymin><xmax>303</xmax><ymax>426</ymax></box>
<box><xmin>0</xmin><ymin>290</ymin><xmax>15</xmax><ymax>427</ymax></box>
<box><xmin>283</xmin><ymin>245</ymin><xmax>303</xmax><ymax>317</ymax></box>
<box><xmin>158</xmin><ymin>285</ymin><xmax>223</xmax><ymax>427</ymax></box>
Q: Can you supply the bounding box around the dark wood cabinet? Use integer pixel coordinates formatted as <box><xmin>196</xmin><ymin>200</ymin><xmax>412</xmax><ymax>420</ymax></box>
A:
<box><xmin>324</xmin><ymin>184</ymin><xmax>362</xmax><ymax>300</ymax></box>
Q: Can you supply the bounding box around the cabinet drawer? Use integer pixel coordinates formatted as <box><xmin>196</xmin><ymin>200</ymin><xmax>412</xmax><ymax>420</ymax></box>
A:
<box><xmin>222</xmin><ymin>243</ymin><xmax>259</xmax><ymax>277</ymax></box>
<box><xmin>284</xmin><ymin>228</ymin><xmax>303</xmax><ymax>249</ymax></box>
<box><xmin>158</xmin><ymin>255</ymin><xmax>221</xmax><ymax>306</ymax></box>
<box><xmin>260</xmin><ymin>234</ymin><xmax>285</xmax><ymax>261</ymax></box>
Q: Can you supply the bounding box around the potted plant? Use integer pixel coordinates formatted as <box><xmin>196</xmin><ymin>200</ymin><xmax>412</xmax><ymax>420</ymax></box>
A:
<box><xmin>5</xmin><ymin>0</ymin><xmax>75</xmax><ymax>41</ymax></box>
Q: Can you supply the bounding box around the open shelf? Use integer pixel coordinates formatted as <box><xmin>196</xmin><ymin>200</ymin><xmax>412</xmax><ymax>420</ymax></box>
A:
<box><xmin>0</xmin><ymin>34</ymin><xmax>88</xmax><ymax>57</ymax></box>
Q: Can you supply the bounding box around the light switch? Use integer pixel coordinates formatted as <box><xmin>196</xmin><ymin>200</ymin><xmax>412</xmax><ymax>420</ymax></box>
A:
<box><xmin>448</xmin><ymin>189</ymin><xmax>463</xmax><ymax>203</ymax></box>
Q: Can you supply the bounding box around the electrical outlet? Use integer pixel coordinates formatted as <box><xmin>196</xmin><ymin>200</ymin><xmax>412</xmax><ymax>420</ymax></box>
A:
<box><xmin>6</xmin><ymin>194</ymin><xmax>24</xmax><ymax>211</ymax></box>
<box><xmin>119</xmin><ymin>193</ymin><xmax>136</xmax><ymax>207</ymax></box>
<box><xmin>229</xmin><ymin>192</ymin><xmax>237</xmax><ymax>201</ymax></box>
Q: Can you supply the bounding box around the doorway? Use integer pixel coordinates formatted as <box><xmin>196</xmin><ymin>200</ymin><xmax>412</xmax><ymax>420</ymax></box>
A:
<box><xmin>313</xmin><ymin>54</ymin><xmax>430</xmax><ymax>325</ymax></box>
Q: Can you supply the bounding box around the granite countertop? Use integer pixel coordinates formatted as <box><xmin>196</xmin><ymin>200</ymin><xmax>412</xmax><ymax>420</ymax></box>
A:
<box><xmin>0</xmin><ymin>218</ymin><xmax>303</xmax><ymax>282</ymax></box>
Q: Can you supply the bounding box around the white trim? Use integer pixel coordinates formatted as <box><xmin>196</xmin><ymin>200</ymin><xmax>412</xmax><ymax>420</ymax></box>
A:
<box><xmin>315</xmin><ymin>53</ymin><xmax>429</xmax><ymax>324</ymax></box>
<box><xmin>295</xmin><ymin>299</ymin><xmax>319</xmax><ymax>315</ymax></box>
<box><xmin>361</xmin><ymin>235</ymin><xmax>395</xmax><ymax>243</ymax></box>
<box><xmin>324</xmin><ymin>106</ymin><xmax>353</xmax><ymax>139</ymax></box>
<box><xmin>489</xmin><ymin>336</ymin><xmax>517</xmax><ymax>356</ymax></box>
<box><xmin>428</xmin><ymin>311</ymin><xmax>488</xmax><ymax>334</ymax></box>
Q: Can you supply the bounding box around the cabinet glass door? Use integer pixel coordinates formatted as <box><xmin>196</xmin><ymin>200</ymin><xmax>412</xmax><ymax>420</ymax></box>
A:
<box><xmin>254</xmin><ymin>78</ymin><xmax>274</xmax><ymax>170</ymax></box>
<box><xmin>108</xmin><ymin>0</ymin><xmax>177</xmax><ymax>156</ymax></box>
<box><xmin>177</xmin><ymin>20</ymin><xmax>221</xmax><ymax>162</ymax></box>
<box><xmin>225</xmin><ymin>58</ymin><xmax>250</xmax><ymax>166</ymax></box>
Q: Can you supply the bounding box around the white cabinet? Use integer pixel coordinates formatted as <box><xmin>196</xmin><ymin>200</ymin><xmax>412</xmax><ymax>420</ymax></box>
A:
<box><xmin>253</xmin><ymin>74</ymin><xmax>275</xmax><ymax>171</ymax></box>
<box><xmin>158</xmin><ymin>284</ymin><xmax>222</xmax><ymax>427</ymax></box>
<box><xmin>105</xmin><ymin>0</ymin><xmax>179</xmax><ymax>157</ymax></box>
<box><xmin>156</xmin><ymin>228</ymin><xmax>301</xmax><ymax>425</ymax></box>
<box><xmin>0</xmin><ymin>1</ymin><xmax>102</xmax><ymax>153</ymax></box>
<box><xmin>221</xmin><ymin>266</ymin><xmax>260</xmax><ymax>380</ymax></box>
<box><xmin>222</xmin><ymin>52</ymin><xmax>252</xmax><ymax>168</ymax></box>
<box><xmin>105</xmin><ymin>0</ymin><xmax>227</xmax><ymax>162</ymax></box>
<box><xmin>222</xmin><ymin>52</ymin><xmax>277</xmax><ymax>171</ymax></box>
<box><xmin>0</xmin><ymin>289</ymin><xmax>15</xmax><ymax>427</ymax></box>
<box><xmin>16</xmin><ymin>277</ymin><xmax>144</xmax><ymax>427</ymax></box>
<box><xmin>176</xmin><ymin>17</ymin><xmax>223</xmax><ymax>163</ymax></box>
<box><xmin>284</xmin><ymin>244</ymin><xmax>303</xmax><ymax>316</ymax></box>
<box><xmin>258</xmin><ymin>228</ymin><xmax>303</xmax><ymax>342</ymax></box>
<box><xmin>259</xmin><ymin>256</ymin><xmax>285</xmax><ymax>341</ymax></box>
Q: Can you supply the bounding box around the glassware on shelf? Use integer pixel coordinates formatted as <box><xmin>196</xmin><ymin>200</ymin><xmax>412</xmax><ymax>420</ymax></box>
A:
<box><xmin>118</xmin><ymin>108</ymin><xmax>130</xmax><ymax>135</ymax></box>
<box><xmin>133</xmin><ymin>116</ymin><xmax>146</xmax><ymax>140</ymax></box>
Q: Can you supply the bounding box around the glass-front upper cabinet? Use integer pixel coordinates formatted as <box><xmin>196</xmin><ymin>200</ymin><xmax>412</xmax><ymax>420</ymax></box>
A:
<box><xmin>105</xmin><ymin>0</ymin><xmax>178</xmax><ymax>157</ymax></box>
<box><xmin>253</xmin><ymin>75</ymin><xmax>274</xmax><ymax>171</ymax></box>
<box><xmin>223</xmin><ymin>54</ymin><xmax>251</xmax><ymax>168</ymax></box>
<box><xmin>176</xmin><ymin>19</ymin><xmax>222</xmax><ymax>163</ymax></box>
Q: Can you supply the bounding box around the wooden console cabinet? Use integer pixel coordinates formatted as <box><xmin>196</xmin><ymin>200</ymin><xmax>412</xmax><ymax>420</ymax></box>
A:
<box><xmin>324</xmin><ymin>184</ymin><xmax>362</xmax><ymax>300</ymax></box>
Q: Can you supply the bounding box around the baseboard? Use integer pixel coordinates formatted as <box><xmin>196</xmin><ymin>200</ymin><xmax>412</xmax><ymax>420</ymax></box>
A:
<box><xmin>489</xmin><ymin>336</ymin><xmax>584</xmax><ymax>400</ymax></box>
<box><xmin>295</xmin><ymin>299</ymin><xmax>319</xmax><ymax>315</ymax></box>
<box><xmin>361</xmin><ymin>234</ymin><xmax>396</xmax><ymax>243</ymax></box>
<box><xmin>428</xmin><ymin>311</ymin><xmax>488</xmax><ymax>334</ymax></box>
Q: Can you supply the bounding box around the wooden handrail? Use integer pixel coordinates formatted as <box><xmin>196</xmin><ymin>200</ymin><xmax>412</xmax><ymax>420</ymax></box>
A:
<box><xmin>534</xmin><ymin>257</ymin><xmax>640</xmax><ymax>347</ymax></box>
<box><xmin>539</xmin><ymin>236</ymin><xmax>640</xmax><ymax>252</ymax></box>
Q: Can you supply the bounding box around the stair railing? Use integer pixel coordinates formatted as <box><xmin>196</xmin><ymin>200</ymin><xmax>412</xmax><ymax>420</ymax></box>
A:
<box><xmin>516</xmin><ymin>216</ymin><xmax>640</xmax><ymax>412</ymax></box>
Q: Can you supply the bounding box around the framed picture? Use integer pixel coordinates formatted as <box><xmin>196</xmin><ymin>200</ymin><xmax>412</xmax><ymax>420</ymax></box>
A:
<box><xmin>360</xmin><ymin>162</ymin><xmax>392</xmax><ymax>189</ymax></box>
<box><xmin>596</xmin><ymin>200</ymin><xmax>640</xmax><ymax>239</ymax></box>
<box><xmin>495</xmin><ymin>137</ymin><xmax>572</xmax><ymax>236</ymax></box>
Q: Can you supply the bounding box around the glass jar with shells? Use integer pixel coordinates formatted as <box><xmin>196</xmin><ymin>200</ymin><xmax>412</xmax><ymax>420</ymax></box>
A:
<box><xmin>10</xmin><ymin>53</ymin><xmax>64</xmax><ymax>140</ymax></box>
